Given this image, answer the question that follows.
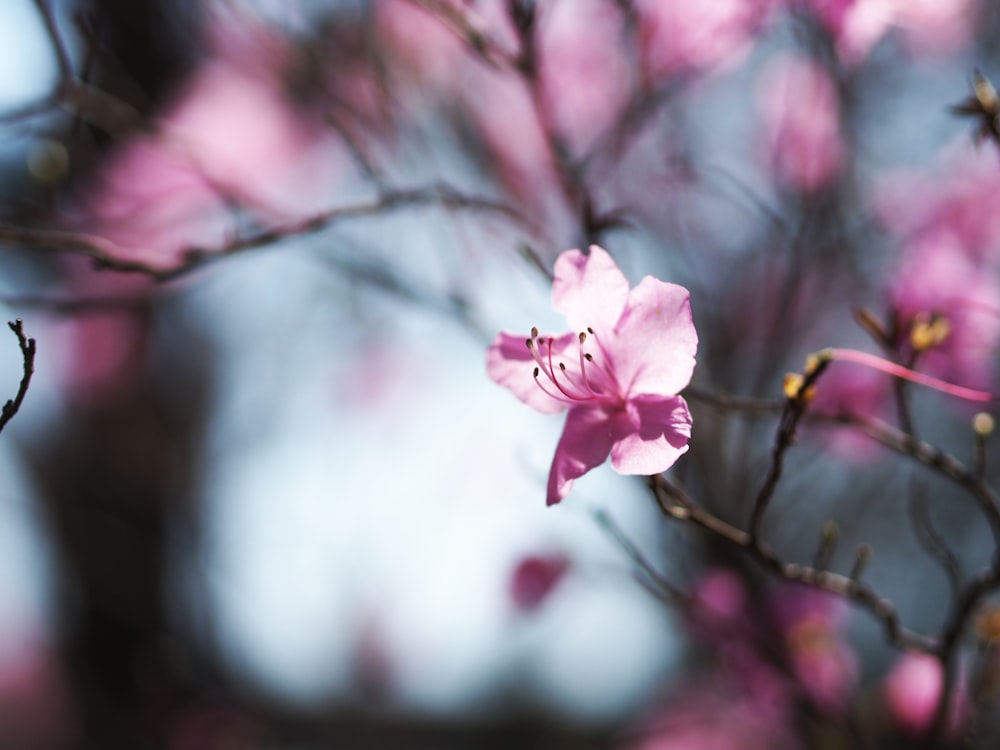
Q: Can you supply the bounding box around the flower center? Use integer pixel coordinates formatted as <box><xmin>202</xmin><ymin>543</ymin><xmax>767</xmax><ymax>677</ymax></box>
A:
<box><xmin>525</xmin><ymin>326</ymin><xmax>619</xmax><ymax>405</ymax></box>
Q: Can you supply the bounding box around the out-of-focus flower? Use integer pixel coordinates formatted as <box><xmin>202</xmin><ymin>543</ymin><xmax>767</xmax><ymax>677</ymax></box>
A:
<box><xmin>536</xmin><ymin>0</ymin><xmax>632</xmax><ymax>155</ymax></box>
<box><xmin>889</xmin><ymin>230</ymin><xmax>1000</xmax><ymax>390</ymax></box>
<box><xmin>635</xmin><ymin>0</ymin><xmax>775</xmax><ymax>81</ymax></box>
<box><xmin>756</xmin><ymin>54</ymin><xmax>844</xmax><ymax>193</ymax></box>
<box><xmin>509</xmin><ymin>553</ymin><xmax>569</xmax><ymax>611</ymax></box>
<box><xmin>769</xmin><ymin>586</ymin><xmax>858</xmax><ymax>715</ymax></box>
<box><xmin>795</xmin><ymin>0</ymin><xmax>976</xmax><ymax>65</ymax></box>
<box><xmin>688</xmin><ymin>568</ymin><xmax>747</xmax><ymax>640</ymax></box>
<box><xmin>69</xmin><ymin>16</ymin><xmax>343</xmax><ymax>270</ymax></box>
<box><xmin>882</xmin><ymin>652</ymin><xmax>948</xmax><ymax>735</ymax></box>
<box><xmin>809</xmin><ymin>363</ymin><xmax>891</xmax><ymax>459</ymax></box>
<box><xmin>487</xmin><ymin>245</ymin><xmax>697</xmax><ymax>505</ymax></box>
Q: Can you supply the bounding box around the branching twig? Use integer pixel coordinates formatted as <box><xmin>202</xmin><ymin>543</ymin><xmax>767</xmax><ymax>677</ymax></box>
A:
<box><xmin>909</xmin><ymin>483</ymin><xmax>963</xmax><ymax>603</ymax></box>
<box><xmin>647</xmin><ymin>475</ymin><xmax>937</xmax><ymax>653</ymax></box>
<box><xmin>0</xmin><ymin>184</ymin><xmax>526</xmax><ymax>281</ymax></box>
<box><xmin>748</xmin><ymin>358</ymin><xmax>830</xmax><ymax>543</ymax></box>
<box><xmin>0</xmin><ymin>320</ymin><xmax>36</xmax><ymax>434</ymax></box>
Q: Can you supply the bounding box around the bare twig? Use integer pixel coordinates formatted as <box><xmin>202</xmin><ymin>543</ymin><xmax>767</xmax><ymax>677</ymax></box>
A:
<box><xmin>33</xmin><ymin>0</ymin><xmax>73</xmax><ymax>80</ymax></box>
<box><xmin>909</xmin><ymin>484</ymin><xmax>963</xmax><ymax>603</ymax></box>
<box><xmin>647</xmin><ymin>475</ymin><xmax>937</xmax><ymax>653</ymax></box>
<box><xmin>748</xmin><ymin>357</ymin><xmax>830</xmax><ymax>543</ymax></box>
<box><xmin>0</xmin><ymin>320</ymin><xmax>36</xmax><ymax>434</ymax></box>
<box><xmin>593</xmin><ymin>509</ymin><xmax>685</xmax><ymax>603</ymax></box>
<box><xmin>0</xmin><ymin>184</ymin><xmax>526</xmax><ymax>281</ymax></box>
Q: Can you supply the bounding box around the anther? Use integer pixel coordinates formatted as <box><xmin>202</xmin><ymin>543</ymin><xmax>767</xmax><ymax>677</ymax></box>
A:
<box><xmin>531</xmin><ymin>326</ymin><xmax>539</xmax><ymax>338</ymax></box>
<box><xmin>579</xmin><ymin>331</ymin><xmax>587</xmax><ymax>344</ymax></box>
<box><xmin>587</xmin><ymin>327</ymin><xmax>594</xmax><ymax>334</ymax></box>
<box><xmin>533</xmin><ymin>367</ymin><xmax>540</xmax><ymax>377</ymax></box>
<box><xmin>559</xmin><ymin>362</ymin><xmax>567</xmax><ymax>370</ymax></box>
<box><xmin>525</xmin><ymin>338</ymin><xmax>533</xmax><ymax>349</ymax></box>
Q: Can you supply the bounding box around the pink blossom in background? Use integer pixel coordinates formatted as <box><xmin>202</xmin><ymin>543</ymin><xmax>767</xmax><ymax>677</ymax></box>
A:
<box><xmin>795</xmin><ymin>0</ymin><xmax>976</xmax><ymax>65</ymax></box>
<box><xmin>875</xmin><ymin>150</ymin><xmax>1000</xmax><ymax>264</ymax></box>
<box><xmin>626</xmin><ymin>672</ymin><xmax>800</xmax><ymax>750</ymax></box>
<box><xmin>769</xmin><ymin>587</ymin><xmax>857</xmax><ymax>715</ymax></box>
<box><xmin>634</xmin><ymin>0</ymin><xmax>774</xmax><ymax>82</ymax></box>
<box><xmin>688</xmin><ymin>568</ymin><xmax>747</xmax><ymax>640</ymax></box>
<box><xmin>756</xmin><ymin>55</ymin><xmax>844</xmax><ymax>193</ymax></box>
<box><xmin>889</xmin><ymin>229</ymin><xmax>1000</xmax><ymax>390</ymax></box>
<box><xmin>809</xmin><ymin>363</ymin><xmax>891</xmax><ymax>459</ymax></box>
<box><xmin>509</xmin><ymin>553</ymin><xmax>570</xmax><ymax>612</ymax></box>
<box><xmin>536</xmin><ymin>0</ymin><xmax>632</xmax><ymax>155</ymax></box>
<box><xmin>69</xmin><ymin>19</ymin><xmax>343</xmax><ymax>270</ymax></box>
<box><xmin>486</xmin><ymin>245</ymin><xmax>697</xmax><ymax>505</ymax></box>
<box><xmin>882</xmin><ymin>652</ymin><xmax>941</xmax><ymax>734</ymax></box>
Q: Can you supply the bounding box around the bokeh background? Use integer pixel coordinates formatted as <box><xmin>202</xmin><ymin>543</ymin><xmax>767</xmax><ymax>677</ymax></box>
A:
<box><xmin>2</xmin><ymin>0</ymin><xmax>1000</xmax><ymax>747</ymax></box>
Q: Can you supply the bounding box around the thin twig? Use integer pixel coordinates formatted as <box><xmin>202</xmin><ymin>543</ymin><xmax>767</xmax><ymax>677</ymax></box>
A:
<box><xmin>593</xmin><ymin>509</ymin><xmax>685</xmax><ymax>603</ymax></box>
<box><xmin>647</xmin><ymin>475</ymin><xmax>937</xmax><ymax>653</ymax></box>
<box><xmin>749</xmin><ymin>358</ymin><xmax>830</xmax><ymax>543</ymax></box>
<box><xmin>0</xmin><ymin>184</ymin><xmax>525</xmax><ymax>281</ymax></box>
<box><xmin>0</xmin><ymin>320</ymin><xmax>36</xmax><ymax>434</ymax></box>
<box><xmin>909</xmin><ymin>483</ymin><xmax>963</xmax><ymax>604</ymax></box>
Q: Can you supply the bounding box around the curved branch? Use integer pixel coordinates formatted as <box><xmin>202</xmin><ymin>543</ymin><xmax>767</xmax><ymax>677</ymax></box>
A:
<box><xmin>0</xmin><ymin>184</ymin><xmax>527</xmax><ymax>282</ymax></box>
<box><xmin>0</xmin><ymin>320</ymin><xmax>36</xmax><ymax>434</ymax></box>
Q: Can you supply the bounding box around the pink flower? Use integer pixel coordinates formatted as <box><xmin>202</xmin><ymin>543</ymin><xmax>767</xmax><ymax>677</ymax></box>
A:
<box><xmin>882</xmin><ymin>652</ymin><xmax>945</xmax><ymax>735</ymax></box>
<box><xmin>756</xmin><ymin>54</ymin><xmax>844</xmax><ymax>193</ymax></box>
<box><xmin>509</xmin><ymin>553</ymin><xmax>569</xmax><ymax>611</ymax></box>
<box><xmin>635</xmin><ymin>0</ymin><xmax>774</xmax><ymax>81</ymax></box>
<box><xmin>486</xmin><ymin>245</ymin><xmax>697</xmax><ymax>505</ymax></box>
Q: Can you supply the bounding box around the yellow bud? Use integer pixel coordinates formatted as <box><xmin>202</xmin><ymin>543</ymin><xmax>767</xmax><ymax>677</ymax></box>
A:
<box><xmin>977</xmin><ymin>607</ymin><xmax>1000</xmax><ymax>643</ymax></box>
<box><xmin>783</xmin><ymin>372</ymin><xmax>817</xmax><ymax>403</ymax></box>
<box><xmin>910</xmin><ymin>313</ymin><xmax>951</xmax><ymax>352</ymax></box>
<box><xmin>974</xmin><ymin>412</ymin><xmax>996</xmax><ymax>437</ymax></box>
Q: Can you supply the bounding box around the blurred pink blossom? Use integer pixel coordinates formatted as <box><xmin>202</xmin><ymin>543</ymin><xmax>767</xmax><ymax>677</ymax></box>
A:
<box><xmin>536</xmin><ymin>0</ymin><xmax>632</xmax><ymax>154</ymax></box>
<box><xmin>635</xmin><ymin>0</ymin><xmax>775</xmax><ymax>81</ymax></box>
<box><xmin>876</xmin><ymin>149</ymin><xmax>1000</xmax><ymax>263</ymax></box>
<box><xmin>509</xmin><ymin>553</ymin><xmax>569</xmax><ymax>611</ymax></box>
<box><xmin>487</xmin><ymin>245</ymin><xmax>697</xmax><ymax>505</ymax></box>
<box><xmin>756</xmin><ymin>55</ymin><xmax>844</xmax><ymax>193</ymax></box>
<box><xmin>688</xmin><ymin>568</ymin><xmax>747</xmax><ymax>641</ymax></box>
<box><xmin>883</xmin><ymin>652</ymin><xmax>942</xmax><ymax>734</ymax></box>
<box><xmin>889</xmin><ymin>229</ymin><xmax>1000</xmax><ymax>390</ymax></box>
<box><xmin>795</xmin><ymin>0</ymin><xmax>976</xmax><ymax>64</ymax></box>
<box><xmin>769</xmin><ymin>587</ymin><xmax>858</xmax><ymax>714</ymax></box>
<box><xmin>70</xmin><ymin>21</ymin><xmax>343</xmax><ymax>270</ymax></box>
<box><xmin>809</xmin><ymin>363</ymin><xmax>891</xmax><ymax>459</ymax></box>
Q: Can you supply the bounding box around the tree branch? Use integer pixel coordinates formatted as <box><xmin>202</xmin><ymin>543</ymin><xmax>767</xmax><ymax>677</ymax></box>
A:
<box><xmin>0</xmin><ymin>320</ymin><xmax>36</xmax><ymax>435</ymax></box>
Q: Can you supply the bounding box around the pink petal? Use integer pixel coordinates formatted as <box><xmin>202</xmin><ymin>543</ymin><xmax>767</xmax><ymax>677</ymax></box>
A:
<box><xmin>509</xmin><ymin>553</ymin><xmax>570</xmax><ymax>611</ymax></box>
<box><xmin>610</xmin><ymin>395</ymin><xmax>691</xmax><ymax>475</ymax></box>
<box><xmin>486</xmin><ymin>331</ymin><xmax>576</xmax><ymax>414</ymax></box>
<box><xmin>546</xmin><ymin>405</ymin><xmax>619</xmax><ymax>505</ymax></box>
<box><xmin>552</xmin><ymin>245</ymin><xmax>630</xmax><ymax>334</ymax></box>
<box><xmin>609</xmin><ymin>276</ymin><xmax>698</xmax><ymax>397</ymax></box>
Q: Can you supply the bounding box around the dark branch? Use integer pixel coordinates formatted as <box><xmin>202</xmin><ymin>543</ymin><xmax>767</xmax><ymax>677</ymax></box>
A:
<box><xmin>0</xmin><ymin>184</ymin><xmax>526</xmax><ymax>282</ymax></box>
<box><xmin>0</xmin><ymin>320</ymin><xmax>36</xmax><ymax>434</ymax></box>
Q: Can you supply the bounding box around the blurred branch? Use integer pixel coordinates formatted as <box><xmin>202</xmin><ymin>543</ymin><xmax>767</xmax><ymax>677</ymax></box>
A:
<box><xmin>820</xmin><ymin>411</ymin><xmax>1000</xmax><ymax>549</ymax></box>
<box><xmin>592</xmin><ymin>509</ymin><xmax>686</xmax><ymax>604</ymax></box>
<box><xmin>646</xmin><ymin>474</ymin><xmax>937</xmax><ymax>653</ymax></box>
<box><xmin>405</xmin><ymin>0</ymin><xmax>520</xmax><ymax>70</ymax></box>
<box><xmin>0</xmin><ymin>184</ymin><xmax>526</xmax><ymax>281</ymax></box>
<box><xmin>0</xmin><ymin>319</ymin><xmax>36</xmax><ymax>434</ymax></box>
<box><xmin>748</xmin><ymin>357</ymin><xmax>830</xmax><ymax>543</ymax></box>
<box><xmin>909</xmin><ymin>483</ymin><xmax>963</xmax><ymax>604</ymax></box>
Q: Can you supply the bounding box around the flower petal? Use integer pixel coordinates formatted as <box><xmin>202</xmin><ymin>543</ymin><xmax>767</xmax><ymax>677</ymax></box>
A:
<box><xmin>609</xmin><ymin>395</ymin><xmax>692</xmax><ymax>475</ymax></box>
<box><xmin>552</xmin><ymin>245</ymin><xmax>630</xmax><ymax>333</ymax></box>
<box><xmin>486</xmin><ymin>331</ymin><xmax>575</xmax><ymax>414</ymax></box>
<box><xmin>609</xmin><ymin>276</ymin><xmax>697</xmax><ymax>396</ymax></box>
<box><xmin>546</xmin><ymin>404</ymin><xmax>618</xmax><ymax>505</ymax></box>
